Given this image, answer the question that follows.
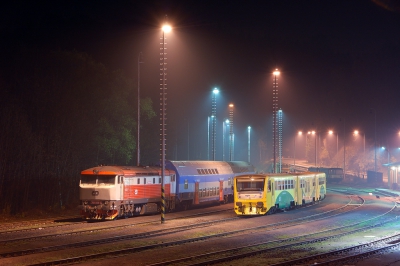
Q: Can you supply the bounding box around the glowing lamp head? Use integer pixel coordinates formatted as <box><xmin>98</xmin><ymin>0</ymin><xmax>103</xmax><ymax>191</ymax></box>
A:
<box><xmin>229</xmin><ymin>103</ymin><xmax>234</xmax><ymax>108</ymax></box>
<box><xmin>354</xmin><ymin>130</ymin><xmax>359</xmax><ymax>135</ymax></box>
<box><xmin>162</xmin><ymin>25</ymin><xmax>171</xmax><ymax>33</ymax></box>
<box><xmin>273</xmin><ymin>69</ymin><xmax>280</xmax><ymax>75</ymax></box>
<box><xmin>329</xmin><ymin>130</ymin><xmax>333</xmax><ymax>135</ymax></box>
<box><xmin>213</xmin><ymin>88</ymin><xmax>219</xmax><ymax>94</ymax></box>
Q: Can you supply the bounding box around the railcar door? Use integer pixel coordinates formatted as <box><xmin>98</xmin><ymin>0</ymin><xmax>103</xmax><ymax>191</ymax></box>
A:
<box><xmin>194</xmin><ymin>181</ymin><xmax>199</xmax><ymax>204</ymax></box>
<box><xmin>266</xmin><ymin>177</ymin><xmax>274</xmax><ymax>211</ymax></box>
<box><xmin>219</xmin><ymin>180</ymin><xmax>224</xmax><ymax>201</ymax></box>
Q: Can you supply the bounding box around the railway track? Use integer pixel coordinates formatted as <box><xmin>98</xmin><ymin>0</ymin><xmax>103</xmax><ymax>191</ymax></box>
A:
<box><xmin>0</xmin><ymin>216</ymin><xmax>82</xmax><ymax>234</ymax></box>
<box><xmin>1</xmin><ymin>194</ymin><xmax>361</xmax><ymax>265</ymax></box>
<box><xmin>155</xmin><ymin>201</ymin><xmax>398</xmax><ymax>266</ymax></box>
<box><xmin>0</xmin><ymin>207</ymin><xmax>234</xmax><ymax>245</ymax></box>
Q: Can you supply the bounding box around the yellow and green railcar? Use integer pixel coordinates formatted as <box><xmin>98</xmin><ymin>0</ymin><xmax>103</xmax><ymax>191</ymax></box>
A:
<box><xmin>234</xmin><ymin>172</ymin><xmax>326</xmax><ymax>216</ymax></box>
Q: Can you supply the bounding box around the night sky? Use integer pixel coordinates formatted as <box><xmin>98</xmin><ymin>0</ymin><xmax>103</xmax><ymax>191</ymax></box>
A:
<box><xmin>2</xmin><ymin>0</ymin><xmax>400</xmax><ymax>163</ymax></box>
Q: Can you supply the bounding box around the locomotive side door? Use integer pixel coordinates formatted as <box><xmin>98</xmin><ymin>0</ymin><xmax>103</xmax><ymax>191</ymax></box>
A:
<box><xmin>114</xmin><ymin>175</ymin><xmax>123</xmax><ymax>200</ymax></box>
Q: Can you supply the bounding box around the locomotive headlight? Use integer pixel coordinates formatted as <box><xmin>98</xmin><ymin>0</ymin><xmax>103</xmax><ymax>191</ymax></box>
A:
<box><xmin>257</xmin><ymin>202</ymin><xmax>263</xmax><ymax>208</ymax></box>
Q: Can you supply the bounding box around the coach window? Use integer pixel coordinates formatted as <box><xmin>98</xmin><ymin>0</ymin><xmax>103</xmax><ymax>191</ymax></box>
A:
<box><xmin>153</xmin><ymin>178</ymin><xmax>156</xmax><ymax>184</ymax></box>
<box><xmin>159</xmin><ymin>177</ymin><xmax>161</xmax><ymax>183</ymax></box>
<box><xmin>137</xmin><ymin>178</ymin><xmax>140</xmax><ymax>185</ymax></box>
<box><xmin>268</xmin><ymin>180</ymin><xmax>271</xmax><ymax>192</ymax></box>
<box><xmin>184</xmin><ymin>179</ymin><xmax>188</xmax><ymax>189</ymax></box>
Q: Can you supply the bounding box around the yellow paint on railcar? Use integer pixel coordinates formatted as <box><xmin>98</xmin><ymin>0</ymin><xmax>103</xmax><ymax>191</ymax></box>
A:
<box><xmin>234</xmin><ymin>172</ymin><xmax>326</xmax><ymax>216</ymax></box>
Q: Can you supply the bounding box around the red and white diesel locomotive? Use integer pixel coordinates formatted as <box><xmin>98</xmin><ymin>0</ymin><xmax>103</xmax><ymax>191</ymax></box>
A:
<box><xmin>79</xmin><ymin>160</ymin><xmax>255</xmax><ymax>220</ymax></box>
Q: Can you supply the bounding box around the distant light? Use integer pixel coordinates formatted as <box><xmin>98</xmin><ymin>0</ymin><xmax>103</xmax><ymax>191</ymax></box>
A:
<box><xmin>382</xmin><ymin>147</ymin><xmax>385</xmax><ymax>150</ymax></box>
<box><xmin>213</xmin><ymin>88</ymin><xmax>219</xmax><ymax>94</ymax></box>
<box><xmin>329</xmin><ymin>130</ymin><xmax>333</xmax><ymax>135</ymax></box>
<box><xmin>162</xmin><ymin>25</ymin><xmax>171</xmax><ymax>33</ymax></box>
<box><xmin>298</xmin><ymin>131</ymin><xmax>302</xmax><ymax>135</ymax></box>
<box><xmin>273</xmin><ymin>69</ymin><xmax>280</xmax><ymax>75</ymax></box>
<box><xmin>225</xmin><ymin>119</ymin><xmax>229</xmax><ymax>123</ymax></box>
<box><xmin>278</xmin><ymin>109</ymin><xmax>282</xmax><ymax>113</ymax></box>
<box><xmin>248</xmin><ymin>126</ymin><xmax>251</xmax><ymax>130</ymax></box>
<box><xmin>354</xmin><ymin>130</ymin><xmax>359</xmax><ymax>135</ymax></box>
<box><xmin>229</xmin><ymin>103</ymin><xmax>234</xmax><ymax>107</ymax></box>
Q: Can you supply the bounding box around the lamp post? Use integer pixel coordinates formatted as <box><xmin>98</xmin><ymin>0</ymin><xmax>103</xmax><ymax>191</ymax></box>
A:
<box><xmin>308</xmin><ymin>131</ymin><xmax>317</xmax><ymax>166</ymax></box>
<box><xmin>353</xmin><ymin>130</ymin><xmax>365</xmax><ymax>156</ymax></box>
<box><xmin>223</xmin><ymin>119</ymin><xmax>229</xmax><ymax>161</ymax></box>
<box><xmin>211</xmin><ymin>88</ymin><xmax>219</xmax><ymax>161</ymax></box>
<box><xmin>248</xmin><ymin>126</ymin><xmax>251</xmax><ymax>163</ymax></box>
<box><xmin>370</xmin><ymin>109</ymin><xmax>377</xmax><ymax>173</ymax></box>
<box><xmin>329</xmin><ymin>130</ymin><xmax>339</xmax><ymax>166</ymax></box>
<box><xmin>382</xmin><ymin>147</ymin><xmax>390</xmax><ymax>164</ymax></box>
<box><xmin>294</xmin><ymin>131</ymin><xmax>303</xmax><ymax>171</ymax></box>
<box><xmin>137</xmin><ymin>52</ymin><xmax>144</xmax><ymax>166</ymax></box>
<box><xmin>272</xmin><ymin>69</ymin><xmax>280</xmax><ymax>173</ymax></box>
<box><xmin>160</xmin><ymin>23</ymin><xmax>171</xmax><ymax>224</ymax></box>
<box><xmin>229</xmin><ymin>104</ymin><xmax>234</xmax><ymax>161</ymax></box>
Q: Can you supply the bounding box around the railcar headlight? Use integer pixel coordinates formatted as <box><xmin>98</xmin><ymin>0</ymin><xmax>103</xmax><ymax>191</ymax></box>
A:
<box><xmin>257</xmin><ymin>202</ymin><xmax>263</xmax><ymax>208</ymax></box>
<box><xmin>236</xmin><ymin>202</ymin><xmax>242</xmax><ymax>207</ymax></box>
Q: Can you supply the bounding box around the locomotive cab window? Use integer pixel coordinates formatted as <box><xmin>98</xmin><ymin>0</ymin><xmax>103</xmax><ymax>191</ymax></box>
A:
<box><xmin>81</xmin><ymin>175</ymin><xmax>97</xmax><ymax>185</ymax></box>
<box><xmin>184</xmin><ymin>179</ymin><xmax>188</xmax><ymax>189</ymax></box>
<box><xmin>236</xmin><ymin>177</ymin><xmax>264</xmax><ymax>191</ymax></box>
<box><xmin>97</xmin><ymin>175</ymin><xmax>115</xmax><ymax>185</ymax></box>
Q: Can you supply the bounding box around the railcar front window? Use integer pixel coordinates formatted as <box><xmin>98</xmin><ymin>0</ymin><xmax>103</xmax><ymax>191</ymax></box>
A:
<box><xmin>97</xmin><ymin>175</ymin><xmax>116</xmax><ymax>185</ymax></box>
<box><xmin>236</xmin><ymin>179</ymin><xmax>264</xmax><ymax>191</ymax></box>
<box><xmin>81</xmin><ymin>175</ymin><xmax>96</xmax><ymax>184</ymax></box>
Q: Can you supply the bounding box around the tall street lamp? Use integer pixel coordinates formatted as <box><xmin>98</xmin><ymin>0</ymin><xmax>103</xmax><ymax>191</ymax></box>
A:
<box><xmin>229</xmin><ymin>104</ymin><xmax>234</xmax><ymax>161</ymax></box>
<box><xmin>353</xmin><ymin>130</ymin><xmax>365</xmax><ymax>156</ymax></box>
<box><xmin>137</xmin><ymin>52</ymin><xmax>144</xmax><ymax>166</ymax></box>
<box><xmin>272</xmin><ymin>69</ymin><xmax>280</xmax><ymax>173</ymax></box>
<box><xmin>370</xmin><ymin>109</ymin><xmax>377</xmax><ymax>173</ymax></box>
<box><xmin>308</xmin><ymin>131</ymin><xmax>317</xmax><ymax>166</ymax></box>
<box><xmin>248</xmin><ymin>126</ymin><xmax>251</xmax><ymax>163</ymax></box>
<box><xmin>207</xmin><ymin>116</ymin><xmax>210</xmax><ymax>160</ymax></box>
<box><xmin>294</xmin><ymin>131</ymin><xmax>303</xmax><ymax>171</ymax></box>
<box><xmin>160</xmin><ymin>23</ymin><xmax>171</xmax><ymax>224</ymax></box>
<box><xmin>223</xmin><ymin>119</ymin><xmax>229</xmax><ymax>161</ymax></box>
<box><xmin>211</xmin><ymin>88</ymin><xmax>219</xmax><ymax>161</ymax></box>
<box><xmin>329</xmin><ymin>130</ymin><xmax>339</xmax><ymax>166</ymax></box>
